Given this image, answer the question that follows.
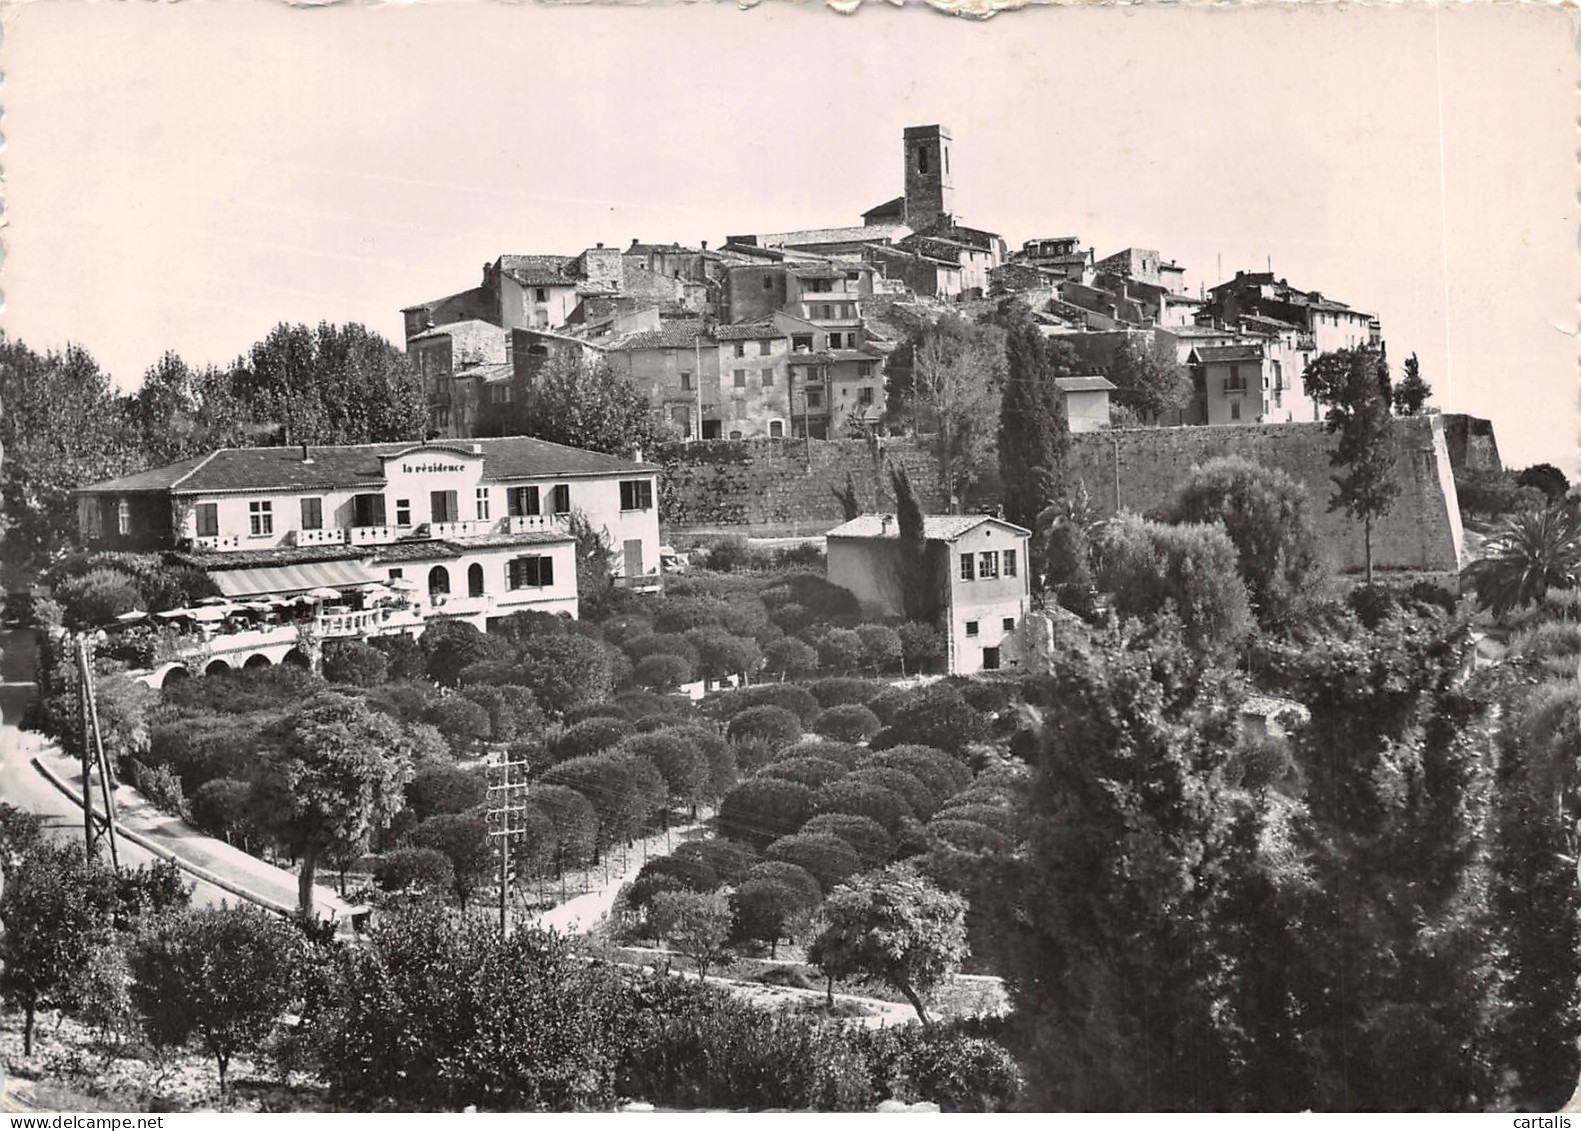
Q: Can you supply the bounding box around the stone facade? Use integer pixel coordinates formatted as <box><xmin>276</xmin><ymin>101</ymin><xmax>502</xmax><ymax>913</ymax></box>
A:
<box><xmin>1066</xmin><ymin>416</ymin><xmax>1465</xmax><ymax>576</ymax></box>
<box><xmin>656</xmin><ymin>437</ymin><xmax>945</xmax><ymax>534</ymax></box>
<box><xmin>1438</xmin><ymin>413</ymin><xmax>1503</xmax><ymax>475</ymax></box>
<box><xmin>658</xmin><ymin>417</ymin><xmax>1470</xmax><ymax>578</ymax></box>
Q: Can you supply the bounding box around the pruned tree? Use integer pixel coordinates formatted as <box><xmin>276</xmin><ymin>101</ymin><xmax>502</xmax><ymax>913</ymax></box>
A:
<box><xmin>649</xmin><ymin>889</ymin><xmax>733</xmax><ymax>980</ymax></box>
<box><xmin>809</xmin><ymin>864</ymin><xmax>967</xmax><ymax>1026</ymax></box>
<box><xmin>128</xmin><ymin>906</ymin><xmax>302</xmax><ymax>1093</ymax></box>
<box><xmin>1156</xmin><ymin>455</ymin><xmax>1322</xmax><ymax>622</ymax></box>
<box><xmin>256</xmin><ymin>692</ymin><xmax>417</xmax><ymax>919</ymax></box>
<box><xmin>0</xmin><ymin>842</ymin><xmax>115</xmax><ymax>1054</ymax></box>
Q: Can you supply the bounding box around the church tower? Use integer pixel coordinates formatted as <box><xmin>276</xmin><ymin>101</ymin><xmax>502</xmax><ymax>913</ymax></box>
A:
<box><xmin>903</xmin><ymin>124</ymin><xmax>954</xmax><ymax>232</ymax></box>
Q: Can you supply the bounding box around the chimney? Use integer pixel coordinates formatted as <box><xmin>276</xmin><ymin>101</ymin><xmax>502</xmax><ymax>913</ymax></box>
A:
<box><xmin>700</xmin><ymin>240</ymin><xmax>708</xmax><ymax>252</ymax></box>
<box><xmin>300</xmin><ymin>443</ymin><xmax>313</xmax><ymax>464</ymax></box>
<box><xmin>880</xmin><ymin>514</ymin><xmax>893</xmax><ymax>535</ymax></box>
<box><xmin>596</xmin><ymin>242</ymin><xmax>604</xmax><ymax>249</ymax></box>
<box><xmin>471</xmin><ymin>444</ymin><xmax>482</xmax><ymax>454</ymax></box>
<box><xmin>631</xmin><ymin>238</ymin><xmax>641</xmax><ymax>249</ymax></box>
<box><xmin>632</xmin><ymin>446</ymin><xmax>644</xmax><ymax>463</ymax></box>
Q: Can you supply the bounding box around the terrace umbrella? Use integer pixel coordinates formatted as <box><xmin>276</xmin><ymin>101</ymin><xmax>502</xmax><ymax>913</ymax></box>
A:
<box><xmin>190</xmin><ymin>607</ymin><xmax>227</xmax><ymax>623</ymax></box>
<box><xmin>114</xmin><ymin>610</ymin><xmax>149</xmax><ymax>623</ymax></box>
<box><xmin>306</xmin><ymin>587</ymin><xmax>343</xmax><ymax>601</ymax></box>
<box><xmin>387</xmin><ymin>578</ymin><xmax>419</xmax><ymax>592</ymax></box>
<box><xmin>196</xmin><ymin>596</ymin><xmax>233</xmax><ymax>606</ymax></box>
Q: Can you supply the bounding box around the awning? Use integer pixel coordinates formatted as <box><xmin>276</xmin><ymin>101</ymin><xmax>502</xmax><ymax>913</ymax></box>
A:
<box><xmin>208</xmin><ymin>559</ymin><xmax>382</xmax><ymax>599</ymax></box>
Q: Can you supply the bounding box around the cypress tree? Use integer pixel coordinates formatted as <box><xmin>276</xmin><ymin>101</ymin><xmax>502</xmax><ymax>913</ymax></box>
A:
<box><xmin>995</xmin><ymin>303</ymin><xmax>1069</xmax><ymax>530</ymax></box>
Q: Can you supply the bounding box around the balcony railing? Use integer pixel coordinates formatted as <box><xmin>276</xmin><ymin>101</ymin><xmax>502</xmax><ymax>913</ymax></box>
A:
<box><xmin>291</xmin><ymin>527</ymin><xmax>347</xmax><ymax>547</ymax></box>
<box><xmin>419</xmin><ymin>520</ymin><xmax>494</xmax><ymax>539</ymax></box>
<box><xmin>1222</xmin><ymin>380</ymin><xmax>1249</xmax><ymax>394</ymax></box>
<box><xmin>347</xmin><ymin>525</ymin><xmax>403</xmax><ymax>546</ymax></box>
<box><xmin>506</xmin><ymin>514</ymin><xmax>568</xmax><ymax>534</ymax></box>
<box><xmin>191</xmin><ymin>534</ymin><xmax>242</xmax><ymax>551</ymax></box>
<box><xmin>1295</xmin><ymin>334</ymin><xmax>1316</xmax><ymax>351</ymax></box>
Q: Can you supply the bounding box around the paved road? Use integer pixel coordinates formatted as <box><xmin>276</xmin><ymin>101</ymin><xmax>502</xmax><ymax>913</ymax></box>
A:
<box><xmin>0</xmin><ymin>628</ymin><xmax>234</xmax><ymax>906</ymax></box>
<box><xmin>0</xmin><ymin>627</ymin><xmax>358</xmax><ymax>925</ymax></box>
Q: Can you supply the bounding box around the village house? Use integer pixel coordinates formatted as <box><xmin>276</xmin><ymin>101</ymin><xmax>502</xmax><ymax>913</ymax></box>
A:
<box><xmin>1055</xmin><ymin>375</ymin><xmax>1117</xmax><ymax>432</ymax></box>
<box><xmin>1205</xmin><ymin>271</ymin><xmax>1380</xmax><ymax>355</ymax></box>
<box><xmin>74</xmin><ymin>438</ymin><xmax>664</xmax><ymax>638</ymax></box>
<box><xmin>825</xmin><ymin>513</ymin><xmax>1031</xmax><ymax>676</ymax></box>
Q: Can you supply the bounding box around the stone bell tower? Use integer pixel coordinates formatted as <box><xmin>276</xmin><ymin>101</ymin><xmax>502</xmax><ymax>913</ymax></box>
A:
<box><xmin>903</xmin><ymin>124</ymin><xmax>954</xmax><ymax>232</ymax></box>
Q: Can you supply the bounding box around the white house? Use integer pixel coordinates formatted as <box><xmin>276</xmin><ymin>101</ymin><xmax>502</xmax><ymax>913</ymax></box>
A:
<box><xmin>825</xmin><ymin>513</ymin><xmax>1032</xmax><ymax>675</ymax></box>
<box><xmin>75</xmin><ymin>436</ymin><xmax>663</xmax><ymax>630</ymax></box>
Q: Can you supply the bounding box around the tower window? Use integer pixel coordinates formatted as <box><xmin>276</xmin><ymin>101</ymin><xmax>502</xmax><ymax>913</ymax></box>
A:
<box><xmin>918</xmin><ymin>147</ymin><xmax>931</xmax><ymax>174</ymax></box>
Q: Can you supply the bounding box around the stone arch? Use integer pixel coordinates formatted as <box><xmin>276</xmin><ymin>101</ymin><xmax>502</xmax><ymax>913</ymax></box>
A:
<box><xmin>282</xmin><ymin>647</ymin><xmax>312</xmax><ymax>669</ymax></box>
<box><xmin>244</xmin><ymin>653</ymin><xmax>273</xmax><ymax>670</ymax></box>
<box><xmin>204</xmin><ymin>658</ymin><xmax>232</xmax><ymax>677</ymax></box>
<box><xmin>158</xmin><ymin>665</ymin><xmax>190</xmax><ymax>689</ymax></box>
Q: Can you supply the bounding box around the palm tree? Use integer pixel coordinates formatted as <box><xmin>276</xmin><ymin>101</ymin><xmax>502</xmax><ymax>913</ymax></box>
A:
<box><xmin>1463</xmin><ymin>505</ymin><xmax>1581</xmax><ymax>617</ymax></box>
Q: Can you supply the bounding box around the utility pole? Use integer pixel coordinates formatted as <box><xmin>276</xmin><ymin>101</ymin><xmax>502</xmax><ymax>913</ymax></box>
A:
<box><xmin>74</xmin><ymin>634</ymin><xmax>119</xmax><ymax>868</ymax></box>
<box><xmin>486</xmin><ymin>750</ymin><xmax>534</xmax><ymax>935</ymax></box>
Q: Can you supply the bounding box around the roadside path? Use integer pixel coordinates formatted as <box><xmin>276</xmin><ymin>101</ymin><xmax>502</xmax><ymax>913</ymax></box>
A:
<box><xmin>0</xmin><ymin>628</ymin><xmax>357</xmax><ymax>927</ymax></box>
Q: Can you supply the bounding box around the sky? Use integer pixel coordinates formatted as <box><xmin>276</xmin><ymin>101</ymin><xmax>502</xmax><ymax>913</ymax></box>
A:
<box><xmin>2</xmin><ymin>0</ymin><xmax>1576</xmax><ymax>472</ymax></box>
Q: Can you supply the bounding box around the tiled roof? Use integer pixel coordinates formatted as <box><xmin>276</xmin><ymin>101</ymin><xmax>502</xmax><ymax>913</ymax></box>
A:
<box><xmin>80</xmin><ymin>453</ymin><xmax>214</xmax><ymax>493</ymax></box>
<box><xmin>451</xmin><ymin>531</ymin><xmax>575</xmax><ymax>549</ymax></box>
<box><xmin>1192</xmin><ymin>345</ymin><xmax>1265</xmax><ymax>363</ymax></box>
<box><xmin>862</xmin><ymin>195</ymin><xmax>906</xmax><ymax>220</ymax></box>
<box><xmin>626</xmin><ymin>242</ymin><xmax>698</xmax><ymax>256</ymax></box>
<box><xmin>1055</xmin><ymin>376</ymin><xmax>1118</xmax><ymax>393</ymax></box>
<box><xmin>409</xmin><ymin>319</ymin><xmax>502</xmax><ymax>343</ymax></box>
<box><xmin>761</xmin><ymin>223</ymin><xmax>910</xmax><ymax>248</ymax></box>
<box><xmin>497</xmin><ymin>254</ymin><xmax>578</xmax><ymax>288</ymax></box>
<box><xmin>456</xmin><ymin>363</ymin><xmax>515</xmax><ymax>384</ymax></box>
<box><xmin>825</xmin><ymin>513</ymin><xmax>1030</xmax><ymax>542</ymax></box>
<box><xmin>368</xmin><ymin>541</ymin><xmax>463</xmax><ymax>564</ymax></box>
<box><xmin>80</xmin><ymin>436</ymin><xmax>658</xmax><ymax>496</ymax></box>
<box><xmin>719</xmin><ymin>243</ymin><xmax>785</xmax><ymax>260</ymax></box>
<box><xmin>170</xmin><ymin>545</ymin><xmax>366</xmax><ymax>570</ymax></box>
<box><xmin>605</xmin><ymin>322</ymin><xmax>714</xmax><ymax>351</ymax></box>
<box><xmin>714</xmin><ymin>320</ymin><xmax>785</xmax><ymax>342</ymax></box>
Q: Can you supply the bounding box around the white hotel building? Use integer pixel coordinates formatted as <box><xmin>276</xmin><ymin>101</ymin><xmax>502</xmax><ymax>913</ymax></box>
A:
<box><xmin>75</xmin><ymin>437</ymin><xmax>663</xmax><ymax>632</ymax></box>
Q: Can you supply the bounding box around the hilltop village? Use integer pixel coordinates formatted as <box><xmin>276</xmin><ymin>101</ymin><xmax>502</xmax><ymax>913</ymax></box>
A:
<box><xmin>4</xmin><ymin>122</ymin><xmax>1578</xmax><ymax>1117</ymax></box>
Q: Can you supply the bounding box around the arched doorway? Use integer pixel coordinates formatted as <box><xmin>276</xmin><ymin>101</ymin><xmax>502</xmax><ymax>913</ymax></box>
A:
<box><xmin>244</xmin><ymin>653</ymin><xmax>272</xmax><ymax>670</ymax></box>
<box><xmin>467</xmin><ymin>563</ymin><xmax>485</xmax><ymax>598</ymax></box>
<box><xmin>204</xmin><ymin>658</ymin><xmax>232</xmax><ymax>677</ymax></box>
<box><xmin>428</xmin><ymin>566</ymin><xmax>451</xmax><ymax>601</ymax></box>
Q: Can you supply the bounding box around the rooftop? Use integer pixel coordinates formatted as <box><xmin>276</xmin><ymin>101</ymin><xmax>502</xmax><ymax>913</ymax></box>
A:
<box><xmin>408</xmin><ymin>318</ymin><xmax>503</xmax><ymax>343</ymax></box>
<box><xmin>605</xmin><ymin>322</ymin><xmax>714</xmax><ymax>351</ymax></box>
<box><xmin>825</xmin><ymin>513</ymin><xmax>1030</xmax><ymax>542</ymax></box>
<box><xmin>80</xmin><ymin>436</ymin><xmax>658</xmax><ymax>496</ymax></box>
<box><xmin>1055</xmin><ymin>375</ymin><xmax>1119</xmax><ymax>393</ymax></box>
<box><xmin>714</xmin><ymin>320</ymin><xmax>786</xmax><ymax>342</ymax></box>
<box><xmin>1192</xmin><ymin>344</ymin><xmax>1265</xmax><ymax>363</ymax></box>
